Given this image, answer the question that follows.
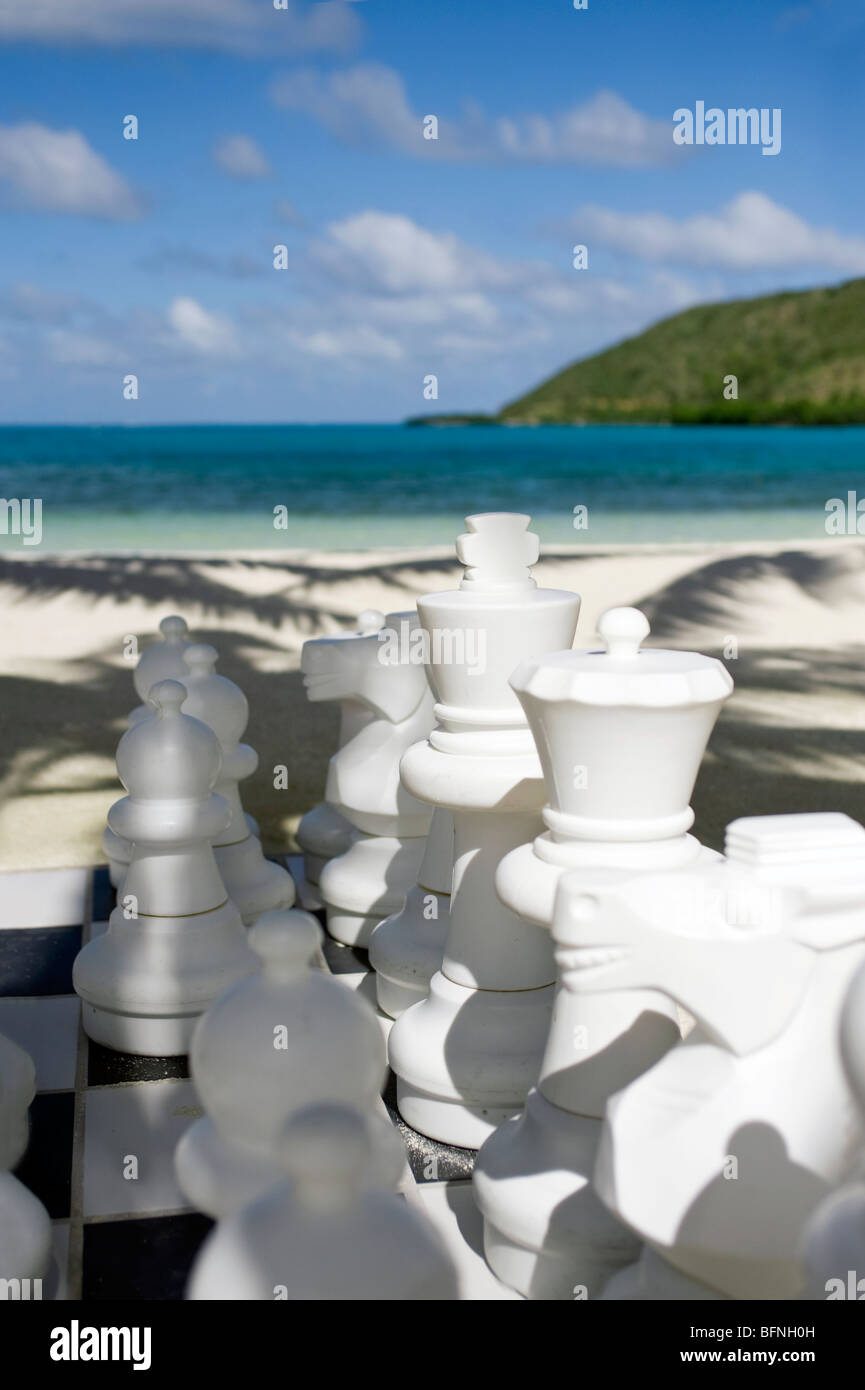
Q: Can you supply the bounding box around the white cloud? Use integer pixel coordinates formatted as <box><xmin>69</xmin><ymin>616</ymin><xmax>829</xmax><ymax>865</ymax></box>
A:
<box><xmin>168</xmin><ymin>297</ymin><xmax>239</xmax><ymax>356</ymax></box>
<box><xmin>0</xmin><ymin>123</ymin><xmax>142</xmax><ymax>219</ymax></box>
<box><xmin>213</xmin><ymin>133</ymin><xmax>271</xmax><ymax>179</ymax></box>
<box><xmin>0</xmin><ymin>0</ymin><xmax>360</xmax><ymax>55</ymax></box>
<box><xmin>272</xmin><ymin>64</ymin><xmax>679</xmax><ymax>167</ymax></box>
<box><xmin>46</xmin><ymin>327</ymin><xmax>120</xmax><ymax>366</ymax></box>
<box><xmin>284</xmin><ymin>323</ymin><xmax>403</xmax><ymax>361</ymax></box>
<box><xmin>312</xmin><ymin>210</ymin><xmax>518</xmax><ymax>293</ymax></box>
<box><xmin>572</xmin><ymin>192</ymin><xmax>865</xmax><ymax>273</ymax></box>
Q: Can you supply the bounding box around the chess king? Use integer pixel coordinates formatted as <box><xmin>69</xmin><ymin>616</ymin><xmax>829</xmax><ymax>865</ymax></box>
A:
<box><xmin>472</xmin><ymin>607</ymin><xmax>733</xmax><ymax>1299</ymax></box>
<box><xmin>309</xmin><ymin>610</ymin><xmax>435</xmax><ymax>947</ymax></box>
<box><xmin>554</xmin><ymin>812</ymin><xmax>865</xmax><ymax>1301</ymax></box>
<box><xmin>387</xmin><ymin>513</ymin><xmax>581</xmax><ymax>1148</ymax></box>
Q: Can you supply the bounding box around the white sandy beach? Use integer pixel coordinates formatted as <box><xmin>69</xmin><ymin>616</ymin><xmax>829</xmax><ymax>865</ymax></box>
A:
<box><xmin>2</xmin><ymin>537</ymin><xmax>865</xmax><ymax>871</ymax></box>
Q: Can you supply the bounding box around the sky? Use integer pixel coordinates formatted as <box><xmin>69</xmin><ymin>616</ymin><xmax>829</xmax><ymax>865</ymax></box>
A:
<box><xmin>0</xmin><ymin>0</ymin><xmax>863</xmax><ymax>423</ymax></box>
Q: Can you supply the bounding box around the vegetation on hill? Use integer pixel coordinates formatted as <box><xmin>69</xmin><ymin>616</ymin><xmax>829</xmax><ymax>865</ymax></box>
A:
<box><xmin>498</xmin><ymin>279</ymin><xmax>865</xmax><ymax>425</ymax></box>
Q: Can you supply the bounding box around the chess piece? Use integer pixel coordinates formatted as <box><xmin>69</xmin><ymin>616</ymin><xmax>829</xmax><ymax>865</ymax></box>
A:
<box><xmin>105</xmin><ymin>614</ymin><xmax>193</xmax><ymax>887</ymax></box>
<box><xmin>801</xmin><ymin>956</ymin><xmax>865</xmax><ymax>1300</ymax></box>
<box><xmin>296</xmin><ymin>609</ymin><xmax>386</xmax><ymax>884</ymax></box>
<box><xmin>107</xmin><ymin>623</ymin><xmax>263</xmax><ymax>895</ymax></box>
<box><xmin>74</xmin><ymin>680</ymin><xmax>259</xmax><ymax>1056</ymax></box>
<box><xmin>562</xmin><ymin>812</ymin><xmax>865</xmax><ymax>1301</ymax></box>
<box><xmin>388</xmin><ymin>514</ymin><xmax>580</xmax><ymax>1147</ymax></box>
<box><xmin>179</xmin><ymin>643</ymin><xmax>295</xmax><ymax>924</ymax></box>
<box><xmin>130</xmin><ymin>615</ymin><xmax>191</xmax><ymax>721</ymax></box>
<box><xmin>175</xmin><ymin>909</ymin><xmax>405</xmax><ymax>1219</ymax></box>
<box><xmin>314</xmin><ymin>611</ymin><xmax>435</xmax><ymax>947</ymax></box>
<box><xmin>473</xmin><ymin>608</ymin><xmax>733</xmax><ymax>1298</ymax></box>
<box><xmin>187</xmin><ymin>1103</ymin><xmax>458</xmax><ymax>1301</ymax></box>
<box><xmin>0</xmin><ymin>1032</ymin><xmax>52</xmax><ymax>1286</ymax></box>
<box><xmin>368</xmin><ymin>808</ymin><xmax>453</xmax><ymax>1018</ymax></box>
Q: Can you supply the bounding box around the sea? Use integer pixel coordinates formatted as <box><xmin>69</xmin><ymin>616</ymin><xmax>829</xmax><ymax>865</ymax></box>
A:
<box><xmin>0</xmin><ymin>423</ymin><xmax>863</xmax><ymax>553</ymax></box>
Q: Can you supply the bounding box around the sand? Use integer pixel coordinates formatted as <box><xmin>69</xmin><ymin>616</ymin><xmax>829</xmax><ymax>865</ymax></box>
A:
<box><xmin>1</xmin><ymin>537</ymin><xmax>865</xmax><ymax>872</ymax></box>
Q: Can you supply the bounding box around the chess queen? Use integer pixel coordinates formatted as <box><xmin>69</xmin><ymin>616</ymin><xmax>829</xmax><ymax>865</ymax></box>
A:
<box><xmin>472</xmin><ymin>607</ymin><xmax>733</xmax><ymax>1298</ymax></box>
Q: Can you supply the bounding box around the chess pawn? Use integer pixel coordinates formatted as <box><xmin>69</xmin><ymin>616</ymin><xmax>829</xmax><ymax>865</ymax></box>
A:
<box><xmin>801</xmin><ymin>956</ymin><xmax>865</xmax><ymax>1300</ymax></box>
<box><xmin>314</xmin><ymin>611</ymin><xmax>435</xmax><ymax>947</ymax></box>
<box><xmin>74</xmin><ymin>680</ymin><xmax>259</xmax><ymax>1056</ymax></box>
<box><xmin>131</xmin><ymin>615</ymin><xmax>190</xmax><ymax>717</ymax></box>
<box><xmin>564</xmin><ymin>812</ymin><xmax>865</xmax><ymax>1301</ymax></box>
<box><xmin>0</xmin><ymin>1032</ymin><xmax>52</xmax><ymax>1286</ymax></box>
<box><xmin>104</xmin><ymin>614</ymin><xmax>192</xmax><ymax>887</ymax></box>
<box><xmin>388</xmin><ymin>514</ymin><xmax>581</xmax><ymax>1147</ymax></box>
<box><xmin>107</xmin><ymin>622</ymin><xmax>263</xmax><ymax>895</ymax></box>
<box><xmin>187</xmin><ymin>1103</ymin><xmax>458</xmax><ymax>1301</ymax></box>
<box><xmin>368</xmin><ymin>808</ymin><xmax>453</xmax><ymax>1018</ymax></box>
<box><xmin>179</xmin><ymin>644</ymin><xmax>294</xmax><ymax>925</ymax></box>
<box><xmin>473</xmin><ymin>608</ymin><xmax>733</xmax><ymax>1298</ymax></box>
<box><xmin>175</xmin><ymin>909</ymin><xmax>405</xmax><ymax>1219</ymax></box>
<box><xmin>296</xmin><ymin>609</ymin><xmax>386</xmax><ymax>884</ymax></box>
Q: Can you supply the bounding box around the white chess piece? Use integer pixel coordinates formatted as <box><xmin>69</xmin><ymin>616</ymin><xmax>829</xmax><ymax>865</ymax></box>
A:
<box><xmin>560</xmin><ymin>812</ymin><xmax>865</xmax><ymax>1301</ymax></box>
<box><xmin>388</xmin><ymin>514</ymin><xmax>581</xmax><ymax>1147</ymax></box>
<box><xmin>74</xmin><ymin>680</ymin><xmax>259</xmax><ymax>1056</ymax></box>
<box><xmin>296</xmin><ymin>610</ymin><xmax>386</xmax><ymax>884</ymax></box>
<box><xmin>473</xmin><ymin>608</ymin><xmax>733</xmax><ymax>1298</ymax></box>
<box><xmin>130</xmin><ymin>615</ymin><xmax>190</xmax><ymax>721</ymax></box>
<box><xmin>179</xmin><ymin>643</ymin><xmax>295</xmax><ymax>925</ymax></box>
<box><xmin>313</xmin><ymin>611</ymin><xmax>435</xmax><ymax>947</ymax></box>
<box><xmin>104</xmin><ymin>614</ymin><xmax>193</xmax><ymax>887</ymax></box>
<box><xmin>186</xmin><ymin>1102</ymin><xmax>458</xmax><ymax>1301</ymax></box>
<box><xmin>0</xmin><ymin>1032</ymin><xmax>52</xmax><ymax>1287</ymax></box>
<box><xmin>175</xmin><ymin>909</ymin><xmax>405</xmax><ymax>1219</ymax></box>
<box><xmin>801</xmin><ymin>956</ymin><xmax>865</xmax><ymax>1301</ymax></box>
<box><xmin>368</xmin><ymin>808</ymin><xmax>453</xmax><ymax>1018</ymax></box>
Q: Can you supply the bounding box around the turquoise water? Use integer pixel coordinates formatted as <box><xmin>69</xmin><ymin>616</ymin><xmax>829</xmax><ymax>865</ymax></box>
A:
<box><xmin>0</xmin><ymin>423</ymin><xmax>862</xmax><ymax>551</ymax></box>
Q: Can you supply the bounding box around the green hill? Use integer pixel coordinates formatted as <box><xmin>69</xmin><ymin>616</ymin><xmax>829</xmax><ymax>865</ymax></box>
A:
<box><xmin>499</xmin><ymin>278</ymin><xmax>865</xmax><ymax>425</ymax></box>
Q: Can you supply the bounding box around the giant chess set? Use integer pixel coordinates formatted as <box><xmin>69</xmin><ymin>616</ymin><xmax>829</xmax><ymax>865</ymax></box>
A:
<box><xmin>2</xmin><ymin>513</ymin><xmax>864</xmax><ymax>1302</ymax></box>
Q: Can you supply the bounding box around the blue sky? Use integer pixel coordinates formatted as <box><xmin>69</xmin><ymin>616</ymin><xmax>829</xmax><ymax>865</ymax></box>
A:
<box><xmin>0</xmin><ymin>0</ymin><xmax>862</xmax><ymax>422</ymax></box>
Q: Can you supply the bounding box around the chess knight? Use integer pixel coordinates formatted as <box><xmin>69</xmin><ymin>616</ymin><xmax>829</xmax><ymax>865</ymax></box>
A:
<box><xmin>554</xmin><ymin>812</ymin><xmax>865</xmax><ymax>1300</ymax></box>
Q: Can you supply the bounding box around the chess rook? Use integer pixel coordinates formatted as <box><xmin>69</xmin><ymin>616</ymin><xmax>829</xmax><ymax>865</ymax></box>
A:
<box><xmin>473</xmin><ymin>608</ymin><xmax>733</xmax><ymax>1298</ymax></box>
<box><xmin>313</xmin><ymin>611</ymin><xmax>435</xmax><ymax>948</ymax></box>
<box><xmin>296</xmin><ymin>609</ymin><xmax>386</xmax><ymax>884</ymax></box>
<box><xmin>573</xmin><ymin>813</ymin><xmax>865</xmax><ymax>1300</ymax></box>
<box><xmin>74</xmin><ymin>680</ymin><xmax>258</xmax><ymax>1056</ymax></box>
<box><xmin>175</xmin><ymin>908</ymin><xmax>405</xmax><ymax>1219</ymax></box>
<box><xmin>388</xmin><ymin>514</ymin><xmax>580</xmax><ymax>1147</ymax></box>
<box><xmin>179</xmin><ymin>643</ymin><xmax>295</xmax><ymax>924</ymax></box>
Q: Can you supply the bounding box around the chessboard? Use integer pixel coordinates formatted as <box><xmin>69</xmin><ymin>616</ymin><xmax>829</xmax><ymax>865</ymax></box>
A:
<box><xmin>0</xmin><ymin>857</ymin><xmax>520</xmax><ymax>1302</ymax></box>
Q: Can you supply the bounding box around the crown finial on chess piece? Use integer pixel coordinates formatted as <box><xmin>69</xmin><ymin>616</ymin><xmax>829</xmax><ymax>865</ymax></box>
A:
<box><xmin>597</xmin><ymin>607</ymin><xmax>650</xmax><ymax>661</ymax></box>
<box><xmin>456</xmin><ymin>513</ymin><xmax>539</xmax><ymax>592</ymax></box>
